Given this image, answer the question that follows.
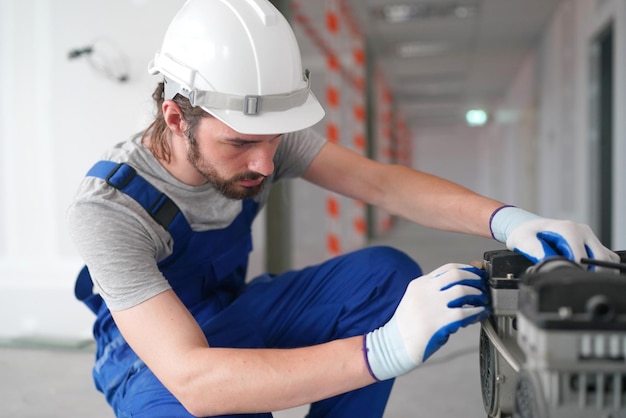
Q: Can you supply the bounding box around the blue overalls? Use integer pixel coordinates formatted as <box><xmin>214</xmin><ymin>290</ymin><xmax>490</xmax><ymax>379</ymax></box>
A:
<box><xmin>75</xmin><ymin>161</ymin><xmax>423</xmax><ymax>418</ymax></box>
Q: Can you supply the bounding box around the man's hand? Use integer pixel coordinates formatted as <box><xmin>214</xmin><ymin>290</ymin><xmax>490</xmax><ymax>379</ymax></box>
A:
<box><xmin>363</xmin><ymin>264</ymin><xmax>490</xmax><ymax>381</ymax></box>
<box><xmin>490</xmin><ymin>206</ymin><xmax>619</xmax><ymax>269</ymax></box>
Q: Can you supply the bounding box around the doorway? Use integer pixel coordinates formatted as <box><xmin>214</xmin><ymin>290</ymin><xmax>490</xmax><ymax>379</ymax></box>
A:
<box><xmin>589</xmin><ymin>23</ymin><xmax>614</xmax><ymax>247</ymax></box>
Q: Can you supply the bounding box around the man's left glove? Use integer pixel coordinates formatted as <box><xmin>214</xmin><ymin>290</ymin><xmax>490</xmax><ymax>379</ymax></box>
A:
<box><xmin>363</xmin><ymin>264</ymin><xmax>489</xmax><ymax>381</ymax></box>
<box><xmin>490</xmin><ymin>205</ymin><xmax>619</xmax><ymax>269</ymax></box>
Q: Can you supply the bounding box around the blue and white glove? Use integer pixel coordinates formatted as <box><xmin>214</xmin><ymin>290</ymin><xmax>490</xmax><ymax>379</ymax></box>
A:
<box><xmin>490</xmin><ymin>205</ymin><xmax>619</xmax><ymax>268</ymax></box>
<box><xmin>363</xmin><ymin>264</ymin><xmax>489</xmax><ymax>381</ymax></box>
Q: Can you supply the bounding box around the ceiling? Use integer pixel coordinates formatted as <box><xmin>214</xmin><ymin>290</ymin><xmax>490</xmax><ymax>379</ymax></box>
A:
<box><xmin>292</xmin><ymin>0</ymin><xmax>563</xmax><ymax>129</ymax></box>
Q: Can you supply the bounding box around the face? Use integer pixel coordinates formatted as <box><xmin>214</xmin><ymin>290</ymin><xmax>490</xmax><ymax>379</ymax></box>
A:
<box><xmin>185</xmin><ymin>118</ymin><xmax>282</xmax><ymax>200</ymax></box>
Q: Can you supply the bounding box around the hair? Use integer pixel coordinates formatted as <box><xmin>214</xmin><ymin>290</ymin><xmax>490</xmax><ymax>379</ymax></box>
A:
<box><xmin>142</xmin><ymin>81</ymin><xmax>209</xmax><ymax>162</ymax></box>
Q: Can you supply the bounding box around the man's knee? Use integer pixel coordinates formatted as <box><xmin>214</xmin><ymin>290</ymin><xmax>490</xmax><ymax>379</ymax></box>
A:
<box><xmin>356</xmin><ymin>245</ymin><xmax>422</xmax><ymax>279</ymax></box>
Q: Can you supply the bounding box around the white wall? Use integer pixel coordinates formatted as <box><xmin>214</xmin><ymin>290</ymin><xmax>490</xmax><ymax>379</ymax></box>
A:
<box><xmin>413</xmin><ymin>49</ymin><xmax>540</xmax><ymax>210</ymax></box>
<box><xmin>413</xmin><ymin>125</ymin><xmax>490</xmax><ymax>196</ymax></box>
<box><xmin>612</xmin><ymin>0</ymin><xmax>626</xmax><ymax>251</ymax></box>
<box><xmin>0</xmin><ymin>0</ymin><xmax>188</xmax><ymax>341</ymax></box>
<box><xmin>535</xmin><ymin>0</ymin><xmax>592</xmax><ymax>222</ymax></box>
<box><xmin>0</xmin><ymin>0</ymin><xmax>332</xmax><ymax>342</ymax></box>
<box><xmin>414</xmin><ymin>0</ymin><xmax>626</xmax><ymax>250</ymax></box>
<box><xmin>530</xmin><ymin>0</ymin><xmax>625</xmax><ymax>247</ymax></box>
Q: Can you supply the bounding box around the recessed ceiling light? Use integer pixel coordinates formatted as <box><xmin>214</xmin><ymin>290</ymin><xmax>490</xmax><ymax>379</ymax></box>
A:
<box><xmin>384</xmin><ymin>4</ymin><xmax>415</xmax><ymax>23</ymax></box>
<box><xmin>395</xmin><ymin>42</ymin><xmax>449</xmax><ymax>58</ymax></box>
<box><xmin>454</xmin><ymin>6</ymin><xmax>473</xmax><ymax>19</ymax></box>
<box><xmin>376</xmin><ymin>2</ymin><xmax>479</xmax><ymax>23</ymax></box>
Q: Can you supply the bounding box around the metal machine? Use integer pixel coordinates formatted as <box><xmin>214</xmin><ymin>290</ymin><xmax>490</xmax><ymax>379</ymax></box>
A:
<box><xmin>479</xmin><ymin>249</ymin><xmax>626</xmax><ymax>418</ymax></box>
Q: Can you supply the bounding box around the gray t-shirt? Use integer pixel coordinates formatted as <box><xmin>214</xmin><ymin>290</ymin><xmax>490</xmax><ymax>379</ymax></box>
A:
<box><xmin>68</xmin><ymin>128</ymin><xmax>326</xmax><ymax>311</ymax></box>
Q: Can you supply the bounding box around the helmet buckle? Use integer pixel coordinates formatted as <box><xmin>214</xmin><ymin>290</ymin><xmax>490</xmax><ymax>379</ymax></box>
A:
<box><xmin>243</xmin><ymin>95</ymin><xmax>260</xmax><ymax>116</ymax></box>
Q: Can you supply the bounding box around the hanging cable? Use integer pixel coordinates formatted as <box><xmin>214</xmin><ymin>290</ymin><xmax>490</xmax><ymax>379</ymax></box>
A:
<box><xmin>68</xmin><ymin>38</ymin><xmax>130</xmax><ymax>83</ymax></box>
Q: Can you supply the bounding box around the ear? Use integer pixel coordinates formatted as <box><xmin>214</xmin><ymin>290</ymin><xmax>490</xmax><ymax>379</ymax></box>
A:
<box><xmin>162</xmin><ymin>101</ymin><xmax>186</xmax><ymax>136</ymax></box>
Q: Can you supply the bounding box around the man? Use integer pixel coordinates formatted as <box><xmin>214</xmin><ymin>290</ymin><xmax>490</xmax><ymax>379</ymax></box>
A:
<box><xmin>68</xmin><ymin>0</ymin><xmax>619</xmax><ymax>417</ymax></box>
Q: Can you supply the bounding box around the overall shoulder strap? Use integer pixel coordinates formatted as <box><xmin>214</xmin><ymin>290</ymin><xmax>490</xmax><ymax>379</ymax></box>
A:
<box><xmin>87</xmin><ymin>160</ymin><xmax>181</xmax><ymax>229</ymax></box>
<box><xmin>75</xmin><ymin>160</ymin><xmax>187</xmax><ymax>314</ymax></box>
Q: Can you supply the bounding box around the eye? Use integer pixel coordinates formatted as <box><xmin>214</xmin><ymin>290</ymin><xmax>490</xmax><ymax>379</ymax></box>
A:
<box><xmin>230</xmin><ymin>141</ymin><xmax>249</xmax><ymax>148</ymax></box>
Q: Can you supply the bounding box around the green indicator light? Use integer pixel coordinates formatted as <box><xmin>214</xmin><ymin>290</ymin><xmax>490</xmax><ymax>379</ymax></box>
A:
<box><xmin>466</xmin><ymin>109</ymin><xmax>488</xmax><ymax>126</ymax></box>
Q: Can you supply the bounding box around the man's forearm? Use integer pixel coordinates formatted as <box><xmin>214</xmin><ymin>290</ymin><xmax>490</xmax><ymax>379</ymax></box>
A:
<box><xmin>302</xmin><ymin>143</ymin><xmax>503</xmax><ymax>238</ymax></box>
<box><xmin>372</xmin><ymin>165</ymin><xmax>503</xmax><ymax>237</ymax></box>
<box><xmin>169</xmin><ymin>336</ymin><xmax>374</xmax><ymax>416</ymax></box>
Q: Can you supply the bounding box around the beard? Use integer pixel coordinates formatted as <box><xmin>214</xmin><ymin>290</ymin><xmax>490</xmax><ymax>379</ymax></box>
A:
<box><xmin>186</xmin><ymin>137</ymin><xmax>267</xmax><ymax>200</ymax></box>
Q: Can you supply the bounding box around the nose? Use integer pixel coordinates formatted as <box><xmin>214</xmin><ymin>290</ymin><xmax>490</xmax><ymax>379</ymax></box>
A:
<box><xmin>247</xmin><ymin>141</ymin><xmax>276</xmax><ymax>177</ymax></box>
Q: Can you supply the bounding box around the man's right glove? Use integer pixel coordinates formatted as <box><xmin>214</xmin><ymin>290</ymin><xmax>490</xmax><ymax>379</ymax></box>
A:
<box><xmin>363</xmin><ymin>264</ymin><xmax>490</xmax><ymax>381</ymax></box>
<box><xmin>489</xmin><ymin>205</ymin><xmax>619</xmax><ymax>269</ymax></box>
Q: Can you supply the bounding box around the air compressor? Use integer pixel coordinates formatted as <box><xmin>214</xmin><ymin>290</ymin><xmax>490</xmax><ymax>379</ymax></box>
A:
<box><xmin>479</xmin><ymin>249</ymin><xmax>626</xmax><ymax>418</ymax></box>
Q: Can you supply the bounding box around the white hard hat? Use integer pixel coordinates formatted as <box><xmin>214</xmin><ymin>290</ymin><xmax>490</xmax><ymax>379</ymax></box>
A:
<box><xmin>148</xmin><ymin>0</ymin><xmax>325</xmax><ymax>135</ymax></box>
